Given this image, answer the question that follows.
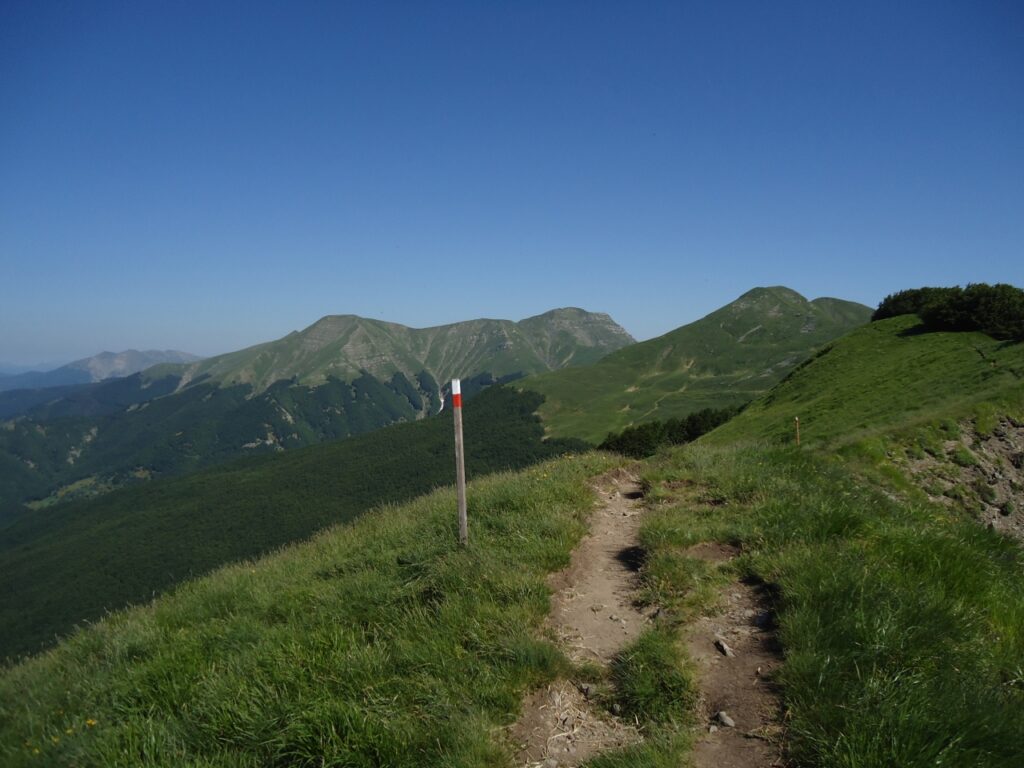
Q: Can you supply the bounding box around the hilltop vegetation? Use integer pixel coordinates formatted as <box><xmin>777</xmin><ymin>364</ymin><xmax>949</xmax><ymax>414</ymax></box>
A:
<box><xmin>520</xmin><ymin>287</ymin><xmax>871</xmax><ymax>443</ymax></box>
<box><xmin>0</xmin><ymin>387</ymin><xmax>586</xmax><ymax>659</ymax></box>
<box><xmin>873</xmin><ymin>282</ymin><xmax>1024</xmax><ymax>341</ymax></box>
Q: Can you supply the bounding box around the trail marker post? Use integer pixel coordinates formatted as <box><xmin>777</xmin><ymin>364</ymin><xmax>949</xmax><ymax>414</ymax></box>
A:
<box><xmin>794</xmin><ymin>416</ymin><xmax>801</xmax><ymax>447</ymax></box>
<box><xmin>452</xmin><ymin>378</ymin><xmax>468</xmax><ymax>546</ymax></box>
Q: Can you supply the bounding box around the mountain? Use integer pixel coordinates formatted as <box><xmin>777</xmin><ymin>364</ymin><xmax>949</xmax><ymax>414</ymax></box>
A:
<box><xmin>3</xmin><ymin>306</ymin><xmax>1022</xmax><ymax>767</ymax></box>
<box><xmin>152</xmin><ymin>308</ymin><xmax>633</xmax><ymax>394</ymax></box>
<box><xmin>519</xmin><ymin>287</ymin><xmax>872</xmax><ymax>443</ymax></box>
<box><xmin>0</xmin><ymin>309</ymin><xmax>632</xmax><ymax>510</ymax></box>
<box><xmin>0</xmin><ymin>350</ymin><xmax>201</xmax><ymax>393</ymax></box>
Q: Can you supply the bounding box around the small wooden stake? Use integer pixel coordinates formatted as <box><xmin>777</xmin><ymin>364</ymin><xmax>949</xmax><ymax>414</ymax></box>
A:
<box><xmin>452</xmin><ymin>378</ymin><xmax>468</xmax><ymax>546</ymax></box>
<box><xmin>794</xmin><ymin>416</ymin><xmax>801</xmax><ymax>447</ymax></box>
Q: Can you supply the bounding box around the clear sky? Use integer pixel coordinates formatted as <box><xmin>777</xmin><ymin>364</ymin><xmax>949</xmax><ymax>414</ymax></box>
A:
<box><xmin>2</xmin><ymin>1</ymin><xmax>1021</xmax><ymax>364</ymax></box>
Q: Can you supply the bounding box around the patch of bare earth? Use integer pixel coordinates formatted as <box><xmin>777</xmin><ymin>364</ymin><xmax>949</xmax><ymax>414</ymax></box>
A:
<box><xmin>686</xmin><ymin>543</ymin><xmax>786</xmax><ymax>768</ymax></box>
<box><xmin>903</xmin><ymin>417</ymin><xmax>1024</xmax><ymax>543</ymax></box>
<box><xmin>508</xmin><ymin>469</ymin><xmax>647</xmax><ymax>767</ymax></box>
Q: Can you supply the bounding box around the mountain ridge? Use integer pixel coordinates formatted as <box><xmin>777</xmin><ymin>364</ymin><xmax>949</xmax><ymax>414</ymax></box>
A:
<box><xmin>520</xmin><ymin>286</ymin><xmax>873</xmax><ymax>442</ymax></box>
<box><xmin>0</xmin><ymin>308</ymin><xmax>633</xmax><ymax>510</ymax></box>
<box><xmin>0</xmin><ymin>350</ymin><xmax>201</xmax><ymax>393</ymax></box>
<box><xmin>154</xmin><ymin>307</ymin><xmax>634</xmax><ymax>394</ymax></box>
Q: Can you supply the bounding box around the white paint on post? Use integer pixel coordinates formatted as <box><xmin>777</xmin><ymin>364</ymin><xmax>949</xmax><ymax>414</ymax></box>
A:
<box><xmin>452</xmin><ymin>378</ymin><xmax>468</xmax><ymax>546</ymax></box>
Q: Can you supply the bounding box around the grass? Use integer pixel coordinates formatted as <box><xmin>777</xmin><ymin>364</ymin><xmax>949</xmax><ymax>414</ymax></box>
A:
<box><xmin>635</xmin><ymin>442</ymin><xmax>1024</xmax><ymax>767</ymax></box>
<box><xmin>521</xmin><ymin>287</ymin><xmax>870</xmax><ymax>443</ymax></box>
<box><xmin>0</xmin><ymin>386</ymin><xmax>586</xmax><ymax>660</ymax></box>
<box><xmin>707</xmin><ymin>316</ymin><xmax>1024</xmax><ymax>448</ymax></box>
<box><xmin>0</xmin><ymin>452</ymin><xmax>615</xmax><ymax>767</ymax></box>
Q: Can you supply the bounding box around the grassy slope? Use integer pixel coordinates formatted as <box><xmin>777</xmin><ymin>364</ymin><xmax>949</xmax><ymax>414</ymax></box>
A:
<box><xmin>0</xmin><ymin>454</ymin><xmax>615</xmax><ymax>767</ymax></box>
<box><xmin>0</xmin><ymin>387</ymin><xmax>586</xmax><ymax>659</ymax></box>
<box><xmin>707</xmin><ymin>315</ymin><xmax>1024</xmax><ymax>447</ymax></box>
<box><xmin>4</xmin><ymin>315</ymin><xmax>1024</xmax><ymax>767</ymax></box>
<box><xmin>520</xmin><ymin>287</ymin><xmax>871</xmax><ymax>443</ymax></box>
<box><xmin>636</xmin><ymin>443</ymin><xmax>1024</xmax><ymax>767</ymax></box>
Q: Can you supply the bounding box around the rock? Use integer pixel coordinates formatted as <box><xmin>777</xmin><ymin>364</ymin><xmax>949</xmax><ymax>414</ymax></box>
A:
<box><xmin>578</xmin><ymin>682</ymin><xmax>593</xmax><ymax>698</ymax></box>
<box><xmin>743</xmin><ymin>608</ymin><xmax>756</xmax><ymax>619</ymax></box>
<box><xmin>609</xmin><ymin>614</ymin><xmax>621</xmax><ymax>621</ymax></box>
<box><xmin>611</xmin><ymin>702</ymin><xmax>622</xmax><ymax>715</ymax></box>
<box><xmin>715</xmin><ymin>711</ymin><xmax>736</xmax><ymax>728</ymax></box>
<box><xmin>544</xmin><ymin>758</ymin><xmax>559</xmax><ymax>768</ymax></box>
<box><xmin>708</xmin><ymin>724</ymin><xmax>719</xmax><ymax>733</ymax></box>
<box><xmin>714</xmin><ymin>634</ymin><xmax>735</xmax><ymax>657</ymax></box>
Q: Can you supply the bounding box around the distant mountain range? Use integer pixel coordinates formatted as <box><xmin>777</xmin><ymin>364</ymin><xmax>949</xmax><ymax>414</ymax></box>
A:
<box><xmin>0</xmin><ymin>350</ymin><xmax>201</xmax><ymax>393</ymax></box>
<box><xmin>520</xmin><ymin>287</ymin><xmax>873</xmax><ymax>442</ymax></box>
<box><xmin>151</xmin><ymin>307</ymin><xmax>634</xmax><ymax>394</ymax></box>
<box><xmin>0</xmin><ymin>308</ymin><xmax>633</xmax><ymax>511</ymax></box>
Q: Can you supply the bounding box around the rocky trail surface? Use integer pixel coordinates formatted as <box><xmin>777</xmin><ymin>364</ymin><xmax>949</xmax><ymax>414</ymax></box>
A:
<box><xmin>507</xmin><ymin>470</ymin><xmax>785</xmax><ymax>768</ymax></box>
<box><xmin>509</xmin><ymin>470</ymin><xmax>647</xmax><ymax>766</ymax></box>
<box><xmin>686</xmin><ymin>544</ymin><xmax>785</xmax><ymax>767</ymax></box>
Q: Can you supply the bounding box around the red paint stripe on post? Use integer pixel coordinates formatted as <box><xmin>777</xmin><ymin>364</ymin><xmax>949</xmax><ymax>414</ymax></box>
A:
<box><xmin>452</xmin><ymin>378</ymin><xmax>468</xmax><ymax>545</ymax></box>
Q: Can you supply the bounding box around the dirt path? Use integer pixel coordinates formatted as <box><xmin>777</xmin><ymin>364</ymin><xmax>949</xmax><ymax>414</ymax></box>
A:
<box><xmin>687</xmin><ymin>544</ymin><xmax>785</xmax><ymax>768</ymax></box>
<box><xmin>509</xmin><ymin>472</ymin><xmax>785</xmax><ymax>768</ymax></box>
<box><xmin>508</xmin><ymin>469</ymin><xmax>648</xmax><ymax>767</ymax></box>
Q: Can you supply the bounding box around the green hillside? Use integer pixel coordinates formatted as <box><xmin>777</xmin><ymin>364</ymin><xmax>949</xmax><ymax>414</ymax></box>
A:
<box><xmin>0</xmin><ymin>387</ymin><xmax>586</xmax><ymax>659</ymax></box>
<box><xmin>520</xmin><ymin>287</ymin><xmax>871</xmax><ymax>443</ymax></box>
<box><xmin>0</xmin><ymin>454</ymin><xmax>616</xmax><ymax>767</ymax></box>
<box><xmin>2</xmin><ymin>304</ymin><xmax>1023</xmax><ymax>767</ymax></box>
<box><xmin>707</xmin><ymin>314</ymin><xmax>1024</xmax><ymax>447</ymax></box>
<box><xmin>0</xmin><ymin>308</ymin><xmax>631</xmax><ymax>510</ymax></box>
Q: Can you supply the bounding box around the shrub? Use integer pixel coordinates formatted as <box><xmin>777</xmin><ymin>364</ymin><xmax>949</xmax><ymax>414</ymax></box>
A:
<box><xmin>873</xmin><ymin>283</ymin><xmax>1024</xmax><ymax>342</ymax></box>
<box><xmin>598</xmin><ymin>407</ymin><xmax>740</xmax><ymax>458</ymax></box>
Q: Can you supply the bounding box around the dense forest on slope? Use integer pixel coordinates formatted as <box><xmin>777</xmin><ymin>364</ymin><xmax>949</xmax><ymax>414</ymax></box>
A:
<box><xmin>0</xmin><ymin>386</ymin><xmax>585</xmax><ymax>659</ymax></box>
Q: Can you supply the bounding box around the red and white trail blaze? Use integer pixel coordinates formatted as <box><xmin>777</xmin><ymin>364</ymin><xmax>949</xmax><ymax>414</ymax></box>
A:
<box><xmin>451</xmin><ymin>378</ymin><xmax>462</xmax><ymax>409</ymax></box>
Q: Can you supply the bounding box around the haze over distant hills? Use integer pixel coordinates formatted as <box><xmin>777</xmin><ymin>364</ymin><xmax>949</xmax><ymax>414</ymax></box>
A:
<box><xmin>521</xmin><ymin>287</ymin><xmax>873</xmax><ymax>442</ymax></box>
<box><xmin>0</xmin><ymin>350</ymin><xmax>201</xmax><ymax>393</ymax></box>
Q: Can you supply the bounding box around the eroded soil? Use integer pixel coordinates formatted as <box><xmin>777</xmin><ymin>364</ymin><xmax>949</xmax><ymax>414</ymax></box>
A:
<box><xmin>508</xmin><ymin>469</ymin><xmax>646</xmax><ymax>767</ymax></box>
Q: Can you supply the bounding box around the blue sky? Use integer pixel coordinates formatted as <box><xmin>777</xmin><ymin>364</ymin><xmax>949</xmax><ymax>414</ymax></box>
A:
<box><xmin>2</xmin><ymin>1</ymin><xmax>1021</xmax><ymax>363</ymax></box>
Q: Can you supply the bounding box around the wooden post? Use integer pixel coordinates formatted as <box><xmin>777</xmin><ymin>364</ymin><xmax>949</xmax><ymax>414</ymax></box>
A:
<box><xmin>794</xmin><ymin>416</ymin><xmax>801</xmax><ymax>447</ymax></box>
<box><xmin>452</xmin><ymin>378</ymin><xmax>468</xmax><ymax>546</ymax></box>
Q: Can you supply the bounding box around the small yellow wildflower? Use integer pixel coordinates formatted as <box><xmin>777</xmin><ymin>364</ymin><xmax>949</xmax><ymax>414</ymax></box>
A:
<box><xmin>85</xmin><ymin>718</ymin><xmax>98</xmax><ymax>728</ymax></box>
<box><xmin>50</xmin><ymin>735</ymin><xmax>60</xmax><ymax>745</ymax></box>
<box><xmin>65</xmin><ymin>727</ymin><xmax>75</xmax><ymax>735</ymax></box>
<box><xmin>32</xmin><ymin>748</ymin><xmax>40</xmax><ymax>755</ymax></box>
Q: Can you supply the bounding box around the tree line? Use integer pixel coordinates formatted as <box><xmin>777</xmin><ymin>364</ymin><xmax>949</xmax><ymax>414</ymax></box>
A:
<box><xmin>873</xmin><ymin>283</ymin><xmax>1024</xmax><ymax>342</ymax></box>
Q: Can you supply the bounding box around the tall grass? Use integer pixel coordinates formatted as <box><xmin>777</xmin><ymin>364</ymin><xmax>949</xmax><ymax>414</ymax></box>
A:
<box><xmin>0</xmin><ymin>453</ymin><xmax>613</xmax><ymax>767</ymax></box>
<box><xmin>641</xmin><ymin>443</ymin><xmax>1024</xmax><ymax>767</ymax></box>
